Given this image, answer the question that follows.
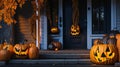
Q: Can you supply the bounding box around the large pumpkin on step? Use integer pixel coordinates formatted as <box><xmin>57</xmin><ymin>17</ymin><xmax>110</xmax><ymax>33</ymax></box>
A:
<box><xmin>28</xmin><ymin>46</ymin><xmax>39</xmax><ymax>59</ymax></box>
<box><xmin>13</xmin><ymin>44</ymin><xmax>29</xmax><ymax>59</ymax></box>
<box><xmin>90</xmin><ymin>40</ymin><xmax>118</xmax><ymax>64</ymax></box>
<box><xmin>0</xmin><ymin>49</ymin><xmax>11</xmax><ymax>61</ymax></box>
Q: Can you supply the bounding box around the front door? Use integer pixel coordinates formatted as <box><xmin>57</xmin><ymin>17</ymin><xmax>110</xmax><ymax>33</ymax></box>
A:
<box><xmin>87</xmin><ymin>0</ymin><xmax>112</xmax><ymax>49</ymax></box>
<box><xmin>63</xmin><ymin>0</ymin><xmax>87</xmax><ymax>49</ymax></box>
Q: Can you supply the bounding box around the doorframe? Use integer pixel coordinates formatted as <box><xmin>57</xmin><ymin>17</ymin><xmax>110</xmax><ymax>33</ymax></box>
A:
<box><xmin>87</xmin><ymin>0</ymin><xmax>117</xmax><ymax>49</ymax></box>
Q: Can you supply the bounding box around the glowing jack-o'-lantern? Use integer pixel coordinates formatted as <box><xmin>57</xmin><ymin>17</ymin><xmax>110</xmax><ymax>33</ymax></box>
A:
<box><xmin>90</xmin><ymin>41</ymin><xmax>118</xmax><ymax>64</ymax></box>
<box><xmin>50</xmin><ymin>26</ymin><xmax>59</xmax><ymax>34</ymax></box>
<box><xmin>13</xmin><ymin>44</ymin><xmax>29</xmax><ymax>59</ymax></box>
<box><xmin>70</xmin><ymin>25</ymin><xmax>80</xmax><ymax>36</ymax></box>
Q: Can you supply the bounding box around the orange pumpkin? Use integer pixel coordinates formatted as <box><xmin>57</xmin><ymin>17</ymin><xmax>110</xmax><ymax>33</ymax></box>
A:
<box><xmin>0</xmin><ymin>49</ymin><xmax>11</xmax><ymax>61</ymax></box>
<box><xmin>29</xmin><ymin>43</ymin><xmax>36</xmax><ymax>47</ymax></box>
<box><xmin>0</xmin><ymin>44</ymin><xmax>4</xmax><ymax>50</ymax></box>
<box><xmin>3</xmin><ymin>44</ymin><xmax>13</xmax><ymax>53</ymax></box>
<box><xmin>28</xmin><ymin>46</ymin><xmax>39</xmax><ymax>59</ymax></box>
<box><xmin>90</xmin><ymin>40</ymin><xmax>118</xmax><ymax>64</ymax></box>
<box><xmin>116</xmin><ymin>34</ymin><xmax>120</xmax><ymax>62</ymax></box>
<box><xmin>13</xmin><ymin>44</ymin><xmax>29</xmax><ymax>59</ymax></box>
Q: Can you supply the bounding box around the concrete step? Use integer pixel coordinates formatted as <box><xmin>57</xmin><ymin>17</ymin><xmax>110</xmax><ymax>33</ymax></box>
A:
<box><xmin>8</xmin><ymin>59</ymin><xmax>92</xmax><ymax>65</ymax></box>
<box><xmin>39</xmin><ymin>50</ymin><xmax>90</xmax><ymax>59</ymax></box>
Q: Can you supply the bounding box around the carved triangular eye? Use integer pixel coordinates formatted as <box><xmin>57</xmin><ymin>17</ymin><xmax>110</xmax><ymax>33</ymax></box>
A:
<box><xmin>94</xmin><ymin>52</ymin><xmax>97</xmax><ymax>56</ymax></box>
<box><xmin>101</xmin><ymin>53</ymin><xmax>106</xmax><ymax>57</ymax></box>
<box><xmin>109</xmin><ymin>52</ymin><xmax>113</xmax><ymax>56</ymax></box>
<box><xmin>106</xmin><ymin>47</ymin><xmax>110</xmax><ymax>52</ymax></box>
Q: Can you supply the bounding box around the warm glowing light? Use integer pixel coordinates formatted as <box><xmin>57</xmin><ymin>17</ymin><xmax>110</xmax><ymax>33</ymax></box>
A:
<box><xmin>55</xmin><ymin>48</ymin><xmax>58</xmax><ymax>51</ymax></box>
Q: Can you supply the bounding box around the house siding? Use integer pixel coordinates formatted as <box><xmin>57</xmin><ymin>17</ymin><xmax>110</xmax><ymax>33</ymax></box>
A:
<box><xmin>116</xmin><ymin>0</ymin><xmax>120</xmax><ymax>31</ymax></box>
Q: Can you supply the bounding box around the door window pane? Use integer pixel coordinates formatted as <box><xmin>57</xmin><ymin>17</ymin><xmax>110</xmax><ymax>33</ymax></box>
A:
<box><xmin>92</xmin><ymin>0</ymin><xmax>111</xmax><ymax>34</ymax></box>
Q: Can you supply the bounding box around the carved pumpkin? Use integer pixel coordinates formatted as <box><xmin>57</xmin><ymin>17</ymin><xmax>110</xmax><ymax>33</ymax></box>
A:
<box><xmin>48</xmin><ymin>41</ymin><xmax>62</xmax><ymax>51</ymax></box>
<box><xmin>0</xmin><ymin>49</ymin><xmax>11</xmax><ymax>61</ymax></box>
<box><xmin>70</xmin><ymin>25</ymin><xmax>80</xmax><ymax>36</ymax></box>
<box><xmin>28</xmin><ymin>46</ymin><xmax>39</xmax><ymax>59</ymax></box>
<box><xmin>13</xmin><ymin>44</ymin><xmax>29</xmax><ymax>59</ymax></box>
<box><xmin>90</xmin><ymin>41</ymin><xmax>118</xmax><ymax>64</ymax></box>
<box><xmin>50</xmin><ymin>26</ymin><xmax>59</xmax><ymax>34</ymax></box>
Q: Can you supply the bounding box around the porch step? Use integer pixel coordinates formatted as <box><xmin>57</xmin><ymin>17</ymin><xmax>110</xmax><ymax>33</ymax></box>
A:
<box><xmin>8</xmin><ymin>59</ymin><xmax>92</xmax><ymax>65</ymax></box>
<box><xmin>39</xmin><ymin>50</ymin><xmax>90</xmax><ymax>59</ymax></box>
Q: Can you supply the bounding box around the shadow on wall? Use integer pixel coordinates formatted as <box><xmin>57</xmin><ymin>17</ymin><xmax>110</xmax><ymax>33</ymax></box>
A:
<box><xmin>14</xmin><ymin>1</ymin><xmax>36</xmax><ymax>44</ymax></box>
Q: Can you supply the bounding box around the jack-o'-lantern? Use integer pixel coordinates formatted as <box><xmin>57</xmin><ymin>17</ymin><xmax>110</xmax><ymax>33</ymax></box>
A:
<box><xmin>90</xmin><ymin>40</ymin><xmax>118</xmax><ymax>64</ymax></box>
<box><xmin>28</xmin><ymin>46</ymin><xmax>39</xmax><ymax>59</ymax></box>
<box><xmin>70</xmin><ymin>25</ymin><xmax>80</xmax><ymax>36</ymax></box>
<box><xmin>71</xmin><ymin>0</ymin><xmax>80</xmax><ymax>36</ymax></box>
<box><xmin>50</xmin><ymin>26</ymin><xmax>59</xmax><ymax>34</ymax></box>
<box><xmin>0</xmin><ymin>49</ymin><xmax>11</xmax><ymax>61</ymax></box>
<box><xmin>48</xmin><ymin>41</ymin><xmax>62</xmax><ymax>51</ymax></box>
<box><xmin>13</xmin><ymin>44</ymin><xmax>29</xmax><ymax>59</ymax></box>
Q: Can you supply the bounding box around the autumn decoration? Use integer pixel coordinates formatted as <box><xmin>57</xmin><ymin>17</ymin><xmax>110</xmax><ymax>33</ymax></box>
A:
<box><xmin>28</xmin><ymin>43</ymin><xmax>39</xmax><ymax>59</ymax></box>
<box><xmin>0</xmin><ymin>40</ymin><xmax>13</xmax><ymax>61</ymax></box>
<box><xmin>90</xmin><ymin>39</ymin><xmax>118</xmax><ymax>64</ymax></box>
<box><xmin>70</xmin><ymin>0</ymin><xmax>80</xmax><ymax>36</ymax></box>
<box><xmin>13</xmin><ymin>43</ymin><xmax>29</xmax><ymax>59</ymax></box>
<box><xmin>0</xmin><ymin>0</ymin><xmax>44</xmax><ymax>25</ymax></box>
<box><xmin>48</xmin><ymin>41</ymin><xmax>62</xmax><ymax>51</ymax></box>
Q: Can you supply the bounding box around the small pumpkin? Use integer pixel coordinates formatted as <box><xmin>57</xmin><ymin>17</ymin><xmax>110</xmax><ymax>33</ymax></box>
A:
<box><xmin>107</xmin><ymin>34</ymin><xmax>117</xmax><ymax>45</ymax></box>
<box><xmin>0</xmin><ymin>49</ymin><xmax>11</xmax><ymax>61</ymax></box>
<box><xmin>93</xmin><ymin>39</ymin><xmax>101</xmax><ymax>45</ymax></box>
<box><xmin>70</xmin><ymin>25</ymin><xmax>80</xmax><ymax>36</ymax></box>
<box><xmin>48</xmin><ymin>41</ymin><xmax>62</xmax><ymax>51</ymax></box>
<box><xmin>13</xmin><ymin>44</ymin><xmax>29</xmax><ymax>59</ymax></box>
<box><xmin>50</xmin><ymin>26</ymin><xmax>59</xmax><ymax>34</ymax></box>
<box><xmin>28</xmin><ymin>46</ymin><xmax>39</xmax><ymax>59</ymax></box>
<box><xmin>90</xmin><ymin>40</ymin><xmax>118</xmax><ymax>64</ymax></box>
<box><xmin>3</xmin><ymin>44</ymin><xmax>13</xmax><ymax>54</ymax></box>
<box><xmin>29</xmin><ymin>43</ymin><xmax>36</xmax><ymax>47</ymax></box>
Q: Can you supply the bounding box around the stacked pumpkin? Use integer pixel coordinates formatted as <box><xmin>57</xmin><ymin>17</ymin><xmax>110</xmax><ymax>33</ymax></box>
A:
<box><xmin>13</xmin><ymin>42</ymin><xmax>39</xmax><ymax>59</ymax></box>
<box><xmin>48</xmin><ymin>41</ymin><xmax>62</xmax><ymax>51</ymax></box>
<box><xmin>0</xmin><ymin>41</ymin><xmax>13</xmax><ymax>61</ymax></box>
<box><xmin>90</xmin><ymin>31</ymin><xmax>118</xmax><ymax>64</ymax></box>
